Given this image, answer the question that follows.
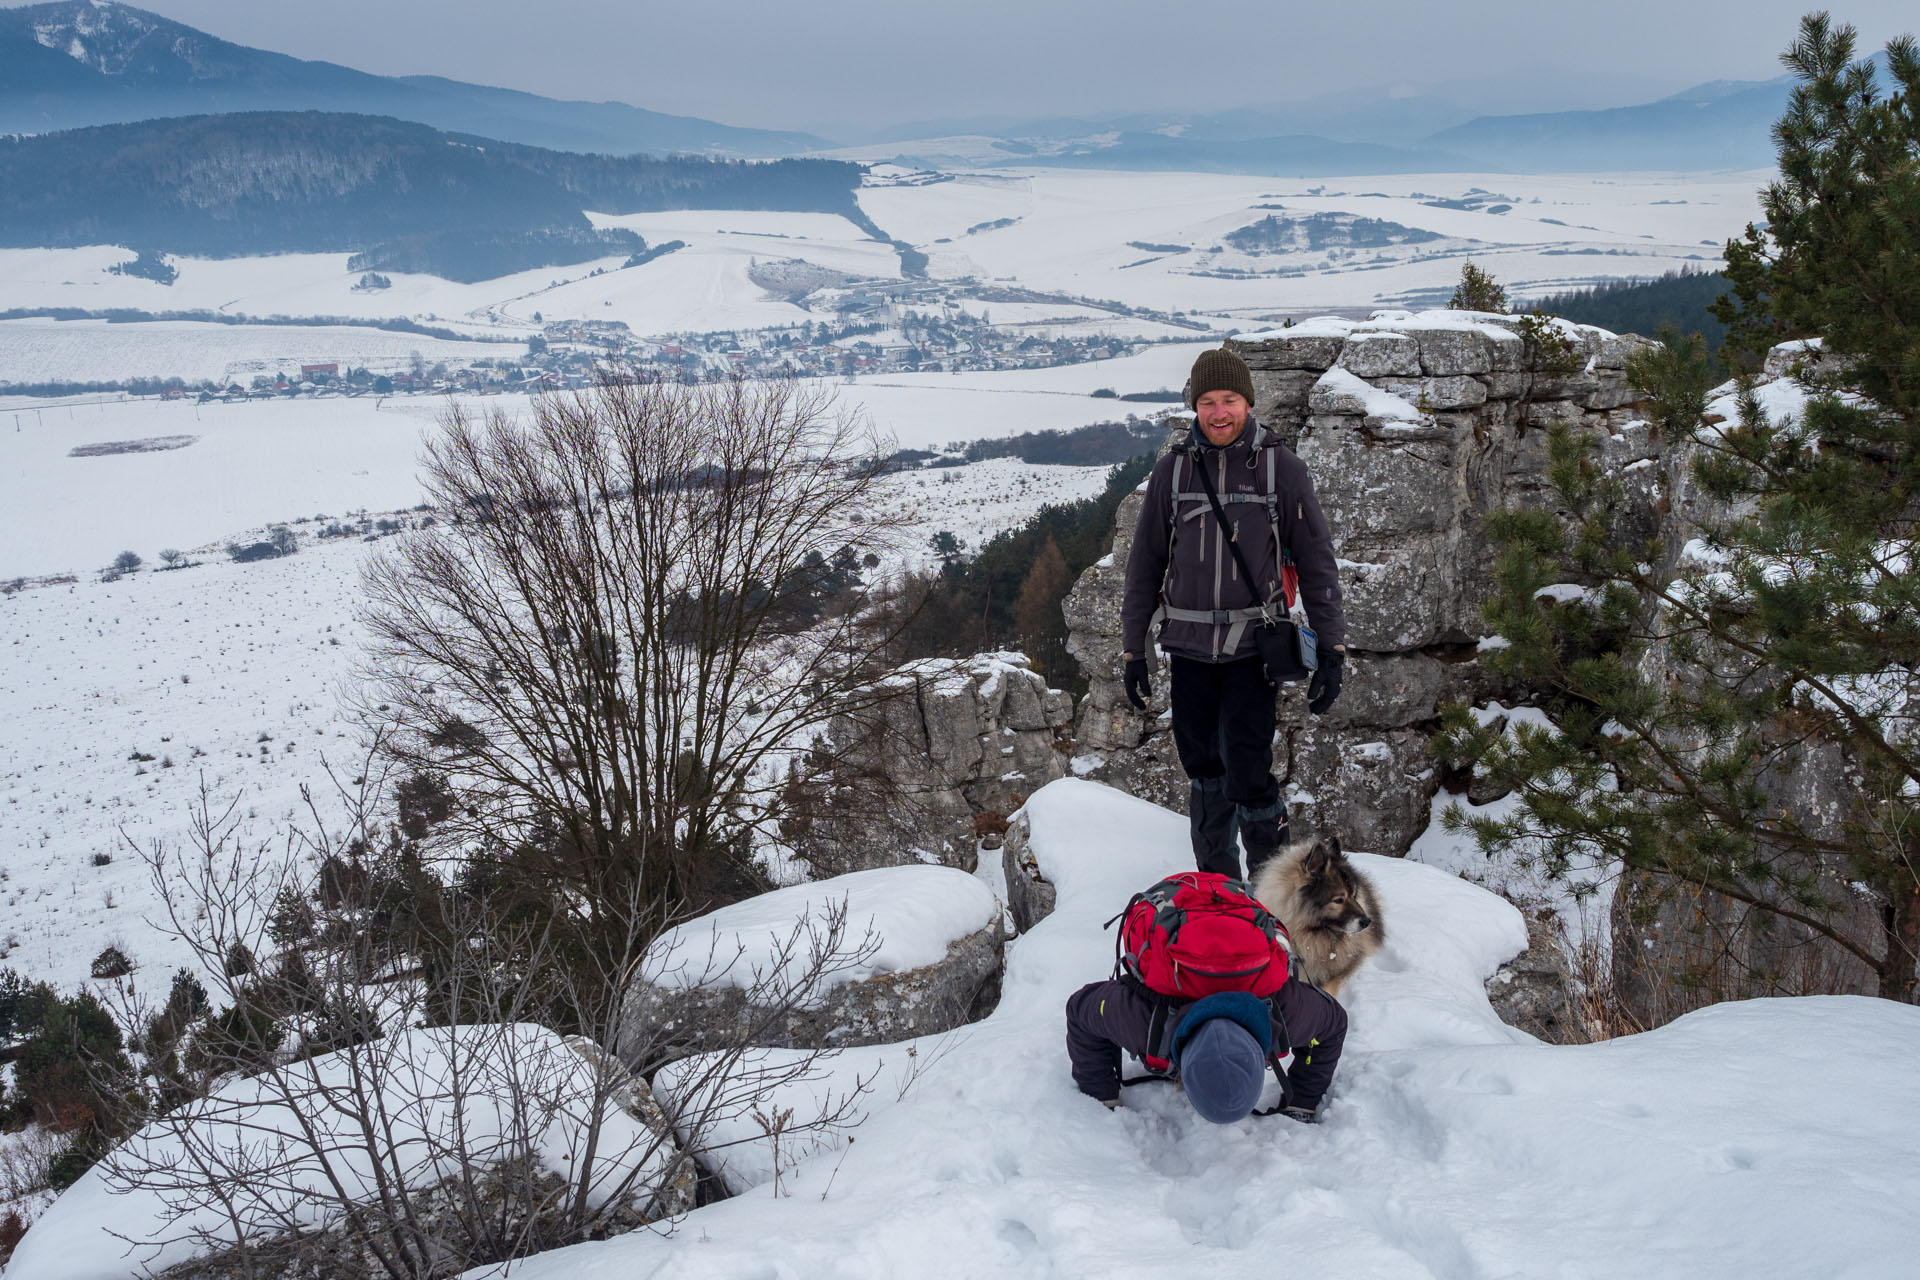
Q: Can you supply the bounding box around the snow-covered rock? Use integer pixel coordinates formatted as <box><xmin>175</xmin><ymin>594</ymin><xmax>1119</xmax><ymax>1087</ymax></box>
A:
<box><xmin>468</xmin><ymin>779</ymin><xmax>1920</xmax><ymax>1280</ymax></box>
<box><xmin>620</xmin><ymin>866</ymin><xmax>1005</xmax><ymax>1061</ymax></box>
<box><xmin>6</xmin><ymin>1025</ymin><xmax>690</xmax><ymax>1280</ymax></box>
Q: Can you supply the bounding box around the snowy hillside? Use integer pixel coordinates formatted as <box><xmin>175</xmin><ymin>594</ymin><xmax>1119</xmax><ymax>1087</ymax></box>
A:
<box><xmin>0</xmin><ymin>455</ymin><xmax>1114</xmax><ymax>991</ymax></box>
<box><xmin>414</xmin><ymin>778</ymin><xmax>1920</xmax><ymax>1280</ymax></box>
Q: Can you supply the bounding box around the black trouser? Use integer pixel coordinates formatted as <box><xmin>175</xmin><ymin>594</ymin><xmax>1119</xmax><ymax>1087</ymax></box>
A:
<box><xmin>1065</xmin><ymin>976</ymin><xmax>1347</xmax><ymax>1109</ymax></box>
<box><xmin>1169</xmin><ymin>654</ymin><xmax>1288</xmax><ymax>880</ymax></box>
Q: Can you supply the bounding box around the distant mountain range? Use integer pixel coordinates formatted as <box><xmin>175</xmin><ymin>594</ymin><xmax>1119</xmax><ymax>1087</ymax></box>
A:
<box><xmin>1423</xmin><ymin>76</ymin><xmax>1800</xmax><ymax>172</ymax></box>
<box><xmin>0</xmin><ymin>0</ymin><xmax>825</xmax><ymax>155</ymax></box>
<box><xmin>1005</xmin><ymin>131</ymin><xmax>1486</xmax><ymax>178</ymax></box>
<box><xmin>852</xmin><ymin>66</ymin><xmax>1841</xmax><ymax>176</ymax></box>
<box><xmin>0</xmin><ymin>0</ymin><xmax>1850</xmax><ymax>195</ymax></box>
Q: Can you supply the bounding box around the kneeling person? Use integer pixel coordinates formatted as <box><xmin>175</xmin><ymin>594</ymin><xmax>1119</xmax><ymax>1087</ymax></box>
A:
<box><xmin>1064</xmin><ymin>871</ymin><xmax>1347</xmax><ymax>1123</ymax></box>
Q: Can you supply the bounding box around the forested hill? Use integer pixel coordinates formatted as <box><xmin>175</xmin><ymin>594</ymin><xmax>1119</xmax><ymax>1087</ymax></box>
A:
<box><xmin>0</xmin><ymin>112</ymin><xmax>866</xmax><ymax>262</ymax></box>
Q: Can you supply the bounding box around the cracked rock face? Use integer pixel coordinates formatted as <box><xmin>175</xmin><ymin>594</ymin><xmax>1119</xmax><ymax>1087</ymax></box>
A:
<box><xmin>796</xmin><ymin>652</ymin><xmax>1074</xmax><ymax>875</ymax></box>
<box><xmin>1001</xmin><ymin>809</ymin><xmax>1055</xmax><ymax>935</ymax></box>
<box><xmin>1062</xmin><ymin>310</ymin><xmax>1657</xmax><ymax>859</ymax></box>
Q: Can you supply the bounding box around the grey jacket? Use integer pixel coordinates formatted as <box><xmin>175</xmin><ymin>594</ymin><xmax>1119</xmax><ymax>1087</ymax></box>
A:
<box><xmin>1121</xmin><ymin>419</ymin><xmax>1346</xmax><ymax>662</ymax></box>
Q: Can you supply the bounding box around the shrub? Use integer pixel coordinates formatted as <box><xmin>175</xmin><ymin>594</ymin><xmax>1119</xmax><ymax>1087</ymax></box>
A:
<box><xmin>89</xmin><ymin>945</ymin><xmax>133</xmax><ymax>980</ymax></box>
<box><xmin>267</xmin><ymin>886</ymin><xmax>316</xmax><ymax>946</ymax></box>
<box><xmin>13</xmin><ymin>991</ymin><xmax>130</xmax><ymax>1130</ymax></box>
<box><xmin>972</xmin><ymin>810</ymin><xmax>1010</xmax><ymax>838</ymax></box>
<box><xmin>0</xmin><ymin>1208</ymin><xmax>26</xmax><ymax>1266</ymax></box>
<box><xmin>223</xmin><ymin>941</ymin><xmax>255</xmax><ymax>978</ymax></box>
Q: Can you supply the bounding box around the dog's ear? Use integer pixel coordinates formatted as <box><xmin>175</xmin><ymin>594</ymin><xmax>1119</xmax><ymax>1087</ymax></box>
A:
<box><xmin>1305</xmin><ymin>838</ymin><xmax>1335</xmax><ymax>877</ymax></box>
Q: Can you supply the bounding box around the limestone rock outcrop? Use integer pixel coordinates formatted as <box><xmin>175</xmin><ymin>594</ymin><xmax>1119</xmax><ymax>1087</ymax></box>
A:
<box><xmin>795</xmin><ymin>652</ymin><xmax>1074</xmax><ymax>875</ymax></box>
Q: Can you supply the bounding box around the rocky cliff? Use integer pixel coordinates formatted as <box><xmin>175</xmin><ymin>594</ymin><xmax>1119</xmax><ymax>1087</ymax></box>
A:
<box><xmin>1065</xmin><ymin>309</ymin><xmax>1660</xmax><ymax>860</ymax></box>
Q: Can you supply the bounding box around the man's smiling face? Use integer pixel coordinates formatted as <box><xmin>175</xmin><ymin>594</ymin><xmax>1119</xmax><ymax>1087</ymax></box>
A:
<box><xmin>1196</xmin><ymin>389</ymin><xmax>1250</xmax><ymax>447</ymax></box>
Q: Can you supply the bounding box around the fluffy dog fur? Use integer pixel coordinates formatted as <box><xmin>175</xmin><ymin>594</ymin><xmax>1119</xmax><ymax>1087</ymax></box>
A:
<box><xmin>1250</xmin><ymin>835</ymin><xmax>1384</xmax><ymax>998</ymax></box>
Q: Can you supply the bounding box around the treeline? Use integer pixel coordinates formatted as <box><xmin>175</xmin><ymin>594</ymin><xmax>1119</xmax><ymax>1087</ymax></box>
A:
<box><xmin>1225</xmin><ymin>211</ymin><xmax>1440</xmax><ymax>253</ymax></box>
<box><xmin>0</xmin><ymin>112</ymin><xmax>864</xmax><ymax>274</ymax></box>
<box><xmin>961</xmin><ymin>419</ymin><xmax>1169</xmax><ymax>466</ymax></box>
<box><xmin>0</xmin><ymin>375</ymin><xmax>187</xmax><ymax>397</ymax></box>
<box><xmin>0</xmin><ymin>306</ymin><xmax>513</xmax><ymax>343</ymax></box>
<box><xmin>1534</xmin><ymin>268</ymin><xmax>1730</xmax><ymax>354</ymax></box>
<box><xmin>902</xmin><ymin>454</ymin><xmax>1154</xmax><ymax>690</ymax></box>
<box><xmin>347</xmin><ymin>227</ymin><xmax>642</xmax><ymax>284</ymax></box>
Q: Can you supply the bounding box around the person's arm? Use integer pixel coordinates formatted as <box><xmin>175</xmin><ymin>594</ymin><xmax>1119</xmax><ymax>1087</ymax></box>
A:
<box><xmin>1064</xmin><ymin>980</ymin><xmax>1157</xmax><ymax>1103</ymax></box>
<box><xmin>1119</xmin><ymin>458</ymin><xmax>1174</xmax><ymax>660</ymax></box>
<box><xmin>1271</xmin><ymin>980</ymin><xmax>1347</xmax><ymax>1109</ymax></box>
<box><xmin>1280</xmin><ymin>452</ymin><xmax>1347</xmax><ymax>650</ymax></box>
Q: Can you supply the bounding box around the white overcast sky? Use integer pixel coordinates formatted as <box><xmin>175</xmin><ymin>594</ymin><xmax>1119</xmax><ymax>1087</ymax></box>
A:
<box><xmin>117</xmin><ymin>0</ymin><xmax>1920</xmax><ymax>134</ymax></box>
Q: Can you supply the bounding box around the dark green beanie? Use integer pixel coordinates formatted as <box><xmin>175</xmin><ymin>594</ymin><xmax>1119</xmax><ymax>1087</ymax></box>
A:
<box><xmin>1185</xmin><ymin>347</ymin><xmax>1256</xmax><ymax>409</ymax></box>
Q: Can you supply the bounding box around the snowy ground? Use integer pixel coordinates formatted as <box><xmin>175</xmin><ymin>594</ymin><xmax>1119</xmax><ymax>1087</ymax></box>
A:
<box><xmin>16</xmin><ymin>779</ymin><xmax>1915</xmax><ymax>1278</ymax></box>
<box><xmin>441</xmin><ymin>779</ymin><xmax>1920</xmax><ymax>1280</ymax></box>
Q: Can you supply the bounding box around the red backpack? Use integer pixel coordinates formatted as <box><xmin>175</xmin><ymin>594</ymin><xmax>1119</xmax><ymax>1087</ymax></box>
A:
<box><xmin>1111</xmin><ymin>871</ymin><xmax>1292</xmax><ymax>1001</ymax></box>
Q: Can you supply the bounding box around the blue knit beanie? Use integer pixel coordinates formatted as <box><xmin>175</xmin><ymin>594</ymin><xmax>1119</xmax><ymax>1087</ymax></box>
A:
<box><xmin>1171</xmin><ymin>993</ymin><xmax>1271</xmax><ymax>1124</ymax></box>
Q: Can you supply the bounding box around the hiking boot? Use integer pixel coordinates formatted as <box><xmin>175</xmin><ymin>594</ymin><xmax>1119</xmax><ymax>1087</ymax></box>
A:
<box><xmin>1239</xmin><ymin>798</ymin><xmax>1290</xmax><ymax>878</ymax></box>
<box><xmin>1189</xmin><ymin>777</ymin><xmax>1241</xmax><ymax>878</ymax></box>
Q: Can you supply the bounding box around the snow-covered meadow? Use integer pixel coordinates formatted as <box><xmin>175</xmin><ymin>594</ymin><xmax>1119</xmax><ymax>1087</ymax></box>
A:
<box><xmin>0</xmin><ymin>363</ymin><xmax>1165</xmax><ymax>580</ymax></box>
<box><xmin>0</xmin><ymin>317</ymin><xmax>523</xmax><ymax>387</ymax></box>
<box><xmin>858</xmin><ymin>167</ymin><xmax>1760</xmax><ymax>319</ymax></box>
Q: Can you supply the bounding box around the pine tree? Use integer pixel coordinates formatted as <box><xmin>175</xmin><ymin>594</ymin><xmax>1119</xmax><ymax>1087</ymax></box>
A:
<box><xmin>1448</xmin><ymin>260</ymin><xmax>1508</xmax><ymax>313</ymax></box>
<box><xmin>1436</xmin><ymin>13</ymin><xmax>1920</xmax><ymax>1009</ymax></box>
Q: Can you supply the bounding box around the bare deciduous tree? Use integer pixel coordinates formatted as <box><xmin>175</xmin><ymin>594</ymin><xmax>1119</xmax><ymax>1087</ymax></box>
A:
<box><xmin>358</xmin><ymin>376</ymin><xmax>906</xmax><ymax>957</ymax></box>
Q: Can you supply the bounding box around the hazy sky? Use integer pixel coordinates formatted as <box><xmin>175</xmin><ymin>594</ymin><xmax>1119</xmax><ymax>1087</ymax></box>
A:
<box><xmin>126</xmin><ymin>0</ymin><xmax>1920</xmax><ymax>134</ymax></box>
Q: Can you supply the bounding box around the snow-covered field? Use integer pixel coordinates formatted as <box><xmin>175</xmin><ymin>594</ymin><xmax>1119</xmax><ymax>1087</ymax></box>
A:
<box><xmin>0</xmin><ymin>318</ymin><xmax>522</xmax><ymax>386</ymax></box>
<box><xmin>0</xmin><ymin>393</ymin><xmax>447</xmax><ymax>577</ymax></box>
<box><xmin>858</xmin><ymin>168</ymin><xmax>1759</xmax><ymax>320</ymax></box>
<box><xmin>1</xmin><ymin>169</ymin><xmax>1761</xmax><ymax>352</ymax></box>
<box><xmin>1</xmin><ymin>344</ymin><xmax>1189</xmax><ymax>579</ymax></box>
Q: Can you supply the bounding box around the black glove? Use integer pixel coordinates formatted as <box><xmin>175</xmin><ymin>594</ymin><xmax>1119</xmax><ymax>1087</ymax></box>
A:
<box><xmin>1123</xmin><ymin>657</ymin><xmax>1152</xmax><ymax>712</ymax></box>
<box><xmin>1306</xmin><ymin>647</ymin><xmax>1344</xmax><ymax>715</ymax></box>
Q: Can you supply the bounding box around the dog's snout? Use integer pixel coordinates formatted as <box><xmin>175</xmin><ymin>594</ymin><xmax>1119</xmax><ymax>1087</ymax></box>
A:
<box><xmin>1347</xmin><ymin>914</ymin><xmax>1372</xmax><ymax>934</ymax></box>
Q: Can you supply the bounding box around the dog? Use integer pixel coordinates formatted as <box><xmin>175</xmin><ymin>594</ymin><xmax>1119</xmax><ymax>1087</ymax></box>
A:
<box><xmin>1250</xmin><ymin>835</ymin><xmax>1384</xmax><ymax>998</ymax></box>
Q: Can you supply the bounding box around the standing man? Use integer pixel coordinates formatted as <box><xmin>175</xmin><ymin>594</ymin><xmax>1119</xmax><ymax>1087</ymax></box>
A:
<box><xmin>1120</xmin><ymin>347</ymin><xmax>1347</xmax><ymax>879</ymax></box>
